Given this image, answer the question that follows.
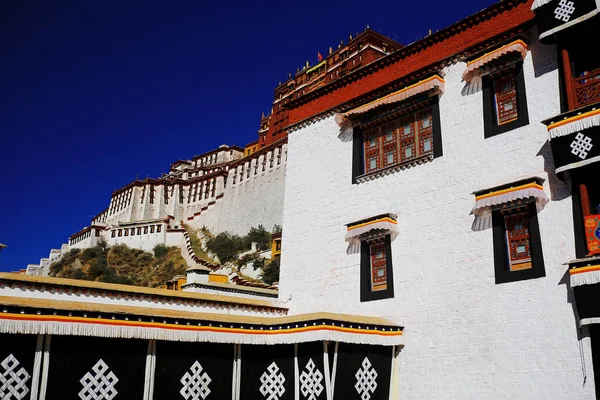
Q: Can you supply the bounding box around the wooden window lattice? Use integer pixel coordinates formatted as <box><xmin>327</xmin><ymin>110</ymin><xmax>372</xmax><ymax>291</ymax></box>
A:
<box><xmin>493</xmin><ymin>73</ymin><xmax>518</xmax><ymax>125</ymax></box>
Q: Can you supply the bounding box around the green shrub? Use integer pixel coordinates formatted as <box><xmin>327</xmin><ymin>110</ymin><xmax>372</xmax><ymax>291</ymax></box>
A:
<box><xmin>206</xmin><ymin>232</ymin><xmax>246</xmax><ymax>264</ymax></box>
<box><xmin>260</xmin><ymin>258</ymin><xmax>280</xmax><ymax>285</ymax></box>
<box><xmin>252</xmin><ymin>257</ymin><xmax>267</xmax><ymax>271</ymax></box>
<box><xmin>153</xmin><ymin>244</ymin><xmax>169</xmax><ymax>258</ymax></box>
<box><xmin>244</xmin><ymin>225</ymin><xmax>271</xmax><ymax>251</ymax></box>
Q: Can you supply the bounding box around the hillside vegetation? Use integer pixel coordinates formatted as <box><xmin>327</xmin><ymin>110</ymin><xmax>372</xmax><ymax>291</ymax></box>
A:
<box><xmin>49</xmin><ymin>241</ymin><xmax>187</xmax><ymax>288</ymax></box>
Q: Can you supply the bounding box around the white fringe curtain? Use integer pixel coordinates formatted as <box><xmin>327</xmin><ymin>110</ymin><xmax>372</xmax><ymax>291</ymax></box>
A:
<box><xmin>0</xmin><ymin>319</ymin><xmax>403</xmax><ymax>347</ymax></box>
<box><xmin>345</xmin><ymin>218</ymin><xmax>399</xmax><ymax>254</ymax></box>
<box><xmin>548</xmin><ymin>109</ymin><xmax>600</xmax><ymax>139</ymax></box>
<box><xmin>471</xmin><ymin>184</ymin><xmax>549</xmax><ymax>232</ymax></box>
<box><xmin>462</xmin><ymin>40</ymin><xmax>528</xmax><ymax>82</ymax></box>
<box><xmin>531</xmin><ymin>0</ymin><xmax>553</xmax><ymax>10</ymax></box>
<box><xmin>570</xmin><ymin>269</ymin><xmax>600</xmax><ymax>287</ymax></box>
<box><xmin>335</xmin><ymin>75</ymin><xmax>445</xmax><ymax>139</ymax></box>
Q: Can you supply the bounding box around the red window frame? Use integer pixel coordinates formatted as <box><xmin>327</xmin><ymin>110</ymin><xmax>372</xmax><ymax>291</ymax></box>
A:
<box><xmin>362</xmin><ymin>106</ymin><xmax>433</xmax><ymax>175</ymax></box>
<box><xmin>493</xmin><ymin>73</ymin><xmax>518</xmax><ymax>125</ymax></box>
<box><xmin>382</xmin><ymin>122</ymin><xmax>398</xmax><ymax>168</ymax></box>
<box><xmin>364</xmin><ymin>129</ymin><xmax>381</xmax><ymax>173</ymax></box>
<box><xmin>504</xmin><ymin>210</ymin><xmax>532</xmax><ymax>271</ymax></box>
<box><xmin>370</xmin><ymin>240</ymin><xmax>388</xmax><ymax>291</ymax></box>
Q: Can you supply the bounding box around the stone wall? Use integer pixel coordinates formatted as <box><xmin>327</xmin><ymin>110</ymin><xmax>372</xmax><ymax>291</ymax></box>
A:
<box><xmin>279</xmin><ymin>33</ymin><xmax>597</xmax><ymax>398</ymax></box>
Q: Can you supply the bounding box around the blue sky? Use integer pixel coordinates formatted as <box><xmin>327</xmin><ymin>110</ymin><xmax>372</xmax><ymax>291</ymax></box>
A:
<box><xmin>0</xmin><ymin>0</ymin><xmax>496</xmax><ymax>271</ymax></box>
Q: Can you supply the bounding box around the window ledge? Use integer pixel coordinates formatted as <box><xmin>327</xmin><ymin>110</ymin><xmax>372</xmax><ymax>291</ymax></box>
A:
<box><xmin>356</xmin><ymin>154</ymin><xmax>434</xmax><ymax>184</ymax></box>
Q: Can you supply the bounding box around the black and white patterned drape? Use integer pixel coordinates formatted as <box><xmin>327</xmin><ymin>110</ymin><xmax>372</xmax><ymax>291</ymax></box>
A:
<box><xmin>0</xmin><ymin>333</ymin><xmax>39</xmax><ymax>400</ymax></box>
<box><xmin>240</xmin><ymin>344</ymin><xmax>294</xmax><ymax>400</ymax></box>
<box><xmin>297</xmin><ymin>342</ymin><xmax>328</xmax><ymax>400</ymax></box>
<box><xmin>154</xmin><ymin>340</ymin><xmax>234</xmax><ymax>400</ymax></box>
<box><xmin>45</xmin><ymin>336</ymin><xmax>147</xmax><ymax>400</ymax></box>
<box><xmin>551</xmin><ymin>126</ymin><xmax>600</xmax><ymax>173</ymax></box>
<box><xmin>536</xmin><ymin>0</ymin><xmax>598</xmax><ymax>42</ymax></box>
<box><xmin>332</xmin><ymin>343</ymin><xmax>392</xmax><ymax>400</ymax></box>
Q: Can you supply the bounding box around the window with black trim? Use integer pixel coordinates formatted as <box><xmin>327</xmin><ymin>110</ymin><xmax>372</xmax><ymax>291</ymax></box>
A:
<box><xmin>360</xmin><ymin>235</ymin><xmax>394</xmax><ymax>301</ymax></box>
<box><xmin>483</xmin><ymin>62</ymin><xmax>529</xmax><ymax>138</ymax></box>
<box><xmin>352</xmin><ymin>97</ymin><xmax>442</xmax><ymax>183</ymax></box>
<box><xmin>492</xmin><ymin>202</ymin><xmax>545</xmax><ymax>284</ymax></box>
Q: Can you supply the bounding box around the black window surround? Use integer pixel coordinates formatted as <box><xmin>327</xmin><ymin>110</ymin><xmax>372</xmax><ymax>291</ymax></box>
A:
<box><xmin>360</xmin><ymin>234</ymin><xmax>395</xmax><ymax>302</ymax></box>
<box><xmin>492</xmin><ymin>202</ymin><xmax>545</xmax><ymax>284</ymax></box>
<box><xmin>351</xmin><ymin>95</ymin><xmax>443</xmax><ymax>184</ymax></box>
<box><xmin>482</xmin><ymin>61</ymin><xmax>530</xmax><ymax>138</ymax></box>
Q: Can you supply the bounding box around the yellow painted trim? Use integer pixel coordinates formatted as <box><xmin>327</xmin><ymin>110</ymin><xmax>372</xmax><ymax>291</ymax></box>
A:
<box><xmin>305</xmin><ymin>60</ymin><xmax>326</xmax><ymax>75</ymax></box>
<box><xmin>475</xmin><ymin>183</ymin><xmax>544</xmax><ymax>201</ymax></box>
<box><xmin>548</xmin><ymin>108</ymin><xmax>600</xmax><ymax>130</ymax></box>
<box><xmin>467</xmin><ymin>39</ymin><xmax>528</xmax><ymax>66</ymax></box>
<box><xmin>348</xmin><ymin>217</ymin><xmax>398</xmax><ymax>231</ymax></box>
<box><xmin>569</xmin><ymin>265</ymin><xmax>600</xmax><ymax>275</ymax></box>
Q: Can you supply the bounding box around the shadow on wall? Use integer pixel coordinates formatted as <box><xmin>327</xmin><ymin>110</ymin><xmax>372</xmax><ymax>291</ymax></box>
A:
<box><xmin>537</xmin><ymin>140</ymin><xmax>571</xmax><ymax>202</ymax></box>
<box><xmin>529</xmin><ymin>28</ymin><xmax>558</xmax><ymax>79</ymax></box>
<box><xmin>558</xmin><ymin>265</ymin><xmax>593</xmax><ymax>396</ymax></box>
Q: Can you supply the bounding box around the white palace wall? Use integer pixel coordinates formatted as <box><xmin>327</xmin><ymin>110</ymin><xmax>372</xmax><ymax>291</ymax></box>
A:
<box><xmin>208</xmin><ymin>144</ymin><xmax>287</xmax><ymax>236</ymax></box>
<box><xmin>279</xmin><ymin>35</ymin><xmax>596</xmax><ymax>399</ymax></box>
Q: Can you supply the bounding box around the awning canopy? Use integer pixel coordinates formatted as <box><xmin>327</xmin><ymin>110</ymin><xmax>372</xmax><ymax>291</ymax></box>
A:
<box><xmin>547</xmin><ymin>108</ymin><xmax>600</xmax><ymax>139</ymax></box>
<box><xmin>335</xmin><ymin>75</ymin><xmax>444</xmax><ymax>130</ymax></box>
<box><xmin>462</xmin><ymin>39</ymin><xmax>528</xmax><ymax>82</ymax></box>
<box><xmin>569</xmin><ymin>260</ymin><xmax>600</xmax><ymax>326</ymax></box>
<box><xmin>472</xmin><ymin>181</ymin><xmax>548</xmax><ymax>216</ymax></box>
<box><xmin>345</xmin><ymin>215</ymin><xmax>399</xmax><ymax>254</ymax></box>
<box><xmin>471</xmin><ymin>180</ymin><xmax>549</xmax><ymax>231</ymax></box>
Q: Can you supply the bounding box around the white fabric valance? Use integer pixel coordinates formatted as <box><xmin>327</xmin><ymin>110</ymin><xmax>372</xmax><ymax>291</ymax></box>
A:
<box><xmin>547</xmin><ymin>108</ymin><xmax>600</xmax><ymax>139</ymax></box>
<box><xmin>531</xmin><ymin>0</ymin><xmax>552</xmax><ymax>10</ymax></box>
<box><xmin>471</xmin><ymin>181</ymin><xmax>549</xmax><ymax>231</ymax></box>
<box><xmin>462</xmin><ymin>39</ymin><xmax>528</xmax><ymax>82</ymax></box>
<box><xmin>345</xmin><ymin>216</ymin><xmax>399</xmax><ymax>254</ymax></box>
<box><xmin>570</xmin><ymin>266</ymin><xmax>600</xmax><ymax>287</ymax></box>
<box><xmin>335</xmin><ymin>75</ymin><xmax>445</xmax><ymax>137</ymax></box>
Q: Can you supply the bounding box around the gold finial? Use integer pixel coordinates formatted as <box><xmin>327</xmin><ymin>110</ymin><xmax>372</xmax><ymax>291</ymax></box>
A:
<box><xmin>329</xmin><ymin>46</ymin><xmax>333</xmax><ymax>54</ymax></box>
<box><xmin>428</xmin><ymin>29</ymin><xmax>432</xmax><ymax>35</ymax></box>
<box><xmin>306</xmin><ymin>60</ymin><xmax>309</xmax><ymax>68</ymax></box>
<box><xmin>349</xmin><ymin>34</ymin><xmax>353</xmax><ymax>40</ymax></box>
<box><xmin>366</xmin><ymin>24</ymin><xmax>370</xmax><ymax>29</ymax></box>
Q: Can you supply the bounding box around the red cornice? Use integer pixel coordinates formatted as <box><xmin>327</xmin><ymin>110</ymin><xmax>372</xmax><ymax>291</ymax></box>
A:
<box><xmin>287</xmin><ymin>0</ymin><xmax>534</xmax><ymax>124</ymax></box>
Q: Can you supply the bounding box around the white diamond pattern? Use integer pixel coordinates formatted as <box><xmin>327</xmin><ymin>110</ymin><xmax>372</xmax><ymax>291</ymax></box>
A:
<box><xmin>554</xmin><ymin>0</ymin><xmax>576</xmax><ymax>22</ymax></box>
<box><xmin>299</xmin><ymin>358</ymin><xmax>324</xmax><ymax>400</ymax></box>
<box><xmin>570</xmin><ymin>132</ymin><xmax>593</xmax><ymax>159</ymax></box>
<box><xmin>354</xmin><ymin>357</ymin><xmax>378</xmax><ymax>400</ymax></box>
<box><xmin>259</xmin><ymin>361</ymin><xmax>286</xmax><ymax>400</ymax></box>
<box><xmin>79</xmin><ymin>359</ymin><xmax>119</xmax><ymax>400</ymax></box>
<box><xmin>180</xmin><ymin>361</ymin><xmax>212</xmax><ymax>400</ymax></box>
<box><xmin>0</xmin><ymin>354</ymin><xmax>30</xmax><ymax>400</ymax></box>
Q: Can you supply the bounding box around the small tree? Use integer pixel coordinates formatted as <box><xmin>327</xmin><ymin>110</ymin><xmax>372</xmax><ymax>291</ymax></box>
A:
<box><xmin>260</xmin><ymin>258</ymin><xmax>280</xmax><ymax>285</ymax></box>
<box><xmin>206</xmin><ymin>232</ymin><xmax>245</xmax><ymax>264</ymax></box>
<box><xmin>244</xmin><ymin>225</ymin><xmax>271</xmax><ymax>251</ymax></box>
<box><xmin>153</xmin><ymin>244</ymin><xmax>169</xmax><ymax>258</ymax></box>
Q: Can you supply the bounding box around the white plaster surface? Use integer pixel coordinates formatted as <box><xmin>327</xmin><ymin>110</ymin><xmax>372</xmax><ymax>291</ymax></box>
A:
<box><xmin>279</xmin><ymin>36</ymin><xmax>596</xmax><ymax>398</ymax></box>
